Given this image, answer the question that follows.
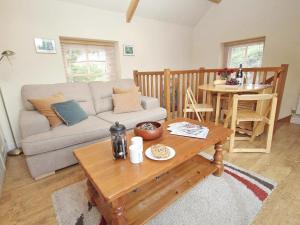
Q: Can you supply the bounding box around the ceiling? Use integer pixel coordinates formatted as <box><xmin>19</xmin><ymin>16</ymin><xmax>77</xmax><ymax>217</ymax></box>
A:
<box><xmin>58</xmin><ymin>0</ymin><xmax>213</xmax><ymax>26</ymax></box>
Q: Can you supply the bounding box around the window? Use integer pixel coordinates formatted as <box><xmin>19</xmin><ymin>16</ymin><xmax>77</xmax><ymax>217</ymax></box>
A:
<box><xmin>223</xmin><ymin>37</ymin><xmax>265</xmax><ymax>68</ymax></box>
<box><xmin>60</xmin><ymin>37</ymin><xmax>117</xmax><ymax>82</ymax></box>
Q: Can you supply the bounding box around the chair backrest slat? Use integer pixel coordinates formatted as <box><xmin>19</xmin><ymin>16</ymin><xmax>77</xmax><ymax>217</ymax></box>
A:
<box><xmin>235</xmin><ymin>94</ymin><xmax>275</xmax><ymax>101</ymax></box>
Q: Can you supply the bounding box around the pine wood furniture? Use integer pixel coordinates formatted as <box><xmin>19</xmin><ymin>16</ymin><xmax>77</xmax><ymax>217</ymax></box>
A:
<box><xmin>229</xmin><ymin>94</ymin><xmax>277</xmax><ymax>153</ymax></box>
<box><xmin>183</xmin><ymin>87</ymin><xmax>213</xmax><ymax>122</ymax></box>
<box><xmin>74</xmin><ymin>118</ymin><xmax>232</xmax><ymax>225</ymax></box>
<box><xmin>198</xmin><ymin>84</ymin><xmax>272</xmax><ymax>126</ymax></box>
<box><xmin>133</xmin><ymin>64</ymin><xmax>288</xmax><ymax>130</ymax></box>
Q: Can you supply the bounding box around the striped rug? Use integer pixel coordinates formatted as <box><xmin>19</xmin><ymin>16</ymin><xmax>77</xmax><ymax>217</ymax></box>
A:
<box><xmin>52</xmin><ymin>153</ymin><xmax>276</xmax><ymax>225</ymax></box>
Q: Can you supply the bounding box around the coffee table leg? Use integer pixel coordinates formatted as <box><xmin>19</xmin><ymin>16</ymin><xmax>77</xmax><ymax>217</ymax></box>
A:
<box><xmin>111</xmin><ymin>197</ymin><xmax>127</xmax><ymax>225</ymax></box>
<box><xmin>86</xmin><ymin>180</ymin><xmax>96</xmax><ymax>206</ymax></box>
<box><xmin>213</xmin><ymin>141</ymin><xmax>224</xmax><ymax>176</ymax></box>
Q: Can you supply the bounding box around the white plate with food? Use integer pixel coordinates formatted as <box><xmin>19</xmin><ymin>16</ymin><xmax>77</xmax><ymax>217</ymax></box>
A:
<box><xmin>145</xmin><ymin>144</ymin><xmax>176</xmax><ymax>161</ymax></box>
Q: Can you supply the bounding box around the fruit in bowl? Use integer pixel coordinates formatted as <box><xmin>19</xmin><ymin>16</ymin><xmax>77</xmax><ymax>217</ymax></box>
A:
<box><xmin>134</xmin><ymin>122</ymin><xmax>163</xmax><ymax>141</ymax></box>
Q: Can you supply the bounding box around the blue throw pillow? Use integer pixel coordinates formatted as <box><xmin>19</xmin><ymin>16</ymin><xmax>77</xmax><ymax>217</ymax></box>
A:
<box><xmin>51</xmin><ymin>100</ymin><xmax>88</xmax><ymax>126</ymax></box>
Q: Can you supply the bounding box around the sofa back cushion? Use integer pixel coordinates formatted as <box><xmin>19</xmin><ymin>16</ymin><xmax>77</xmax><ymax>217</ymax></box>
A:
<box><xmin>28</xmin><ymin>93</ymin><xmax>65</xmax><ymax>127</ymax></box>
<box><xmin>89</xmin><ymin>79</ymin><xmax>136</xmax><ymax>113</ymax></box>
<box><xmin>22</xmin><ymin>82</ymin><xmax>96</xmax><ymax>115</ymax></box>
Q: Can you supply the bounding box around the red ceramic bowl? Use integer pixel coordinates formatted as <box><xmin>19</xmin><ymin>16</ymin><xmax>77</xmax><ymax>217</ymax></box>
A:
<box><xmin>134</xmin><ymin>121</ymin><xmax>163</xmax><ymax>141</ymax></box>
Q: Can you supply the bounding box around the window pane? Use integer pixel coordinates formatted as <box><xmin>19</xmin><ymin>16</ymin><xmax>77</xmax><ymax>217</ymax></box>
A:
<box><xmin>228</xmin><ymin>46</ymin><xmax>247</xmax><ymax>68</ymax></box>
<box><xmin>247</xmin><ymin>44</ymin><xmax>264</xmax><ymax>67</ymax></box>
<box><xmin>65</xmin><ymin>49</ymin><xmax>87</xmax><ymax>63</ymax></box>
<box><xmin>61</xmin><ymin>40</ymin><xmax>116</xmax><ymax>83</ymax></box>
<box><xmin>88</xmin><ymin>50</ymin><xmax>106</xmax><ymax>61</ymax></box>
<box><xmin>226</xmin><ymin>40</ymin><xmax>264</xmax><ymax>68</ymax></box>
<box><xmin>69</xmin><ymin>62</ymin><xmax>89</xmax><ymax>75</ymax></box>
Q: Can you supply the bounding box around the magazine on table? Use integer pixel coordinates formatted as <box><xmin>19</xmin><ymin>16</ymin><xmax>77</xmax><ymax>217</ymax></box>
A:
<box><xmin>167</xmin><ymin>122</ymin><xmax>209</xmax><ymax>139</ymax></box>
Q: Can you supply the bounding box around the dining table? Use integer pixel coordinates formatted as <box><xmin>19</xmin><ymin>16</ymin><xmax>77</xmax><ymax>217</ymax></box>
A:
<box><xmin>198</xmin><ymin>84</ymin><xmax>272</xmax><ymax>135</ymax></box>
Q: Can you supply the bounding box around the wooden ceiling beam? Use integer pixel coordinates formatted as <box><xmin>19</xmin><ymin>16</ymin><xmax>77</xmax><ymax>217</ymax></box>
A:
<box><xmin>209</xmin><ymin>0</ymin><xmax>222</xmax><ymax>3</ymax></box>
<box><xmin>126</xmin><ymin>0</ymin><xmax>140</xmax><ymax>23</ymax></box>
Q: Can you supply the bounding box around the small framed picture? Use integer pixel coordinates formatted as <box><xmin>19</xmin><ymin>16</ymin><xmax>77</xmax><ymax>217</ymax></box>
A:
<box><xmin>123</xmin><ymin>44</ymin><xmax>135</xmax><ymax>56</ymax></box>
<box><xmin>34</xmin><ymin>38</ymin><xmax>56</xmax><ymax>54</ymax></box>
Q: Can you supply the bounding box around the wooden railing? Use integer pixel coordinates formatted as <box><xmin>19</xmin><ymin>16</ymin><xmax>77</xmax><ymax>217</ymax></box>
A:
<box><xmin>133</xmin><ymin>64</ymin><xmax>288</xmax><ymax>125</ymax></box>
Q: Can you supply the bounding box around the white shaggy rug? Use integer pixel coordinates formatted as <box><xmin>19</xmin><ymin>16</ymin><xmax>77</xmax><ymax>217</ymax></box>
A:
<box><xmin>52</xmin><ymin>154</ymin><xmax>276</xmax><ymax>225</ymax></box>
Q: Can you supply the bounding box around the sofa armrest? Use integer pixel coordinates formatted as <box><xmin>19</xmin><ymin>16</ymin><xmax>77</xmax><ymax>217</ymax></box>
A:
<box><xmin>19</xmin><ymin>110</ymin><xmax>50</xmax><ymax>138</ymax></box>
<box><xmin>141</xmin><ymin>96</ymin><xmax>160</xmax><ymax>110</ymax></box>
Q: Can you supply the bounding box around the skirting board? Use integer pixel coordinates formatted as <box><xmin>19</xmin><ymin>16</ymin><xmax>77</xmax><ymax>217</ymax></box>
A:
<box><xmin>278</xmin><ymin>115</ymin><xmax>292</xmax><ymax>123</ymax></box>
<box><xmin>291</xmin><ymin>114</ymin><xmax>300</xmax><ymax>125</ymax></box>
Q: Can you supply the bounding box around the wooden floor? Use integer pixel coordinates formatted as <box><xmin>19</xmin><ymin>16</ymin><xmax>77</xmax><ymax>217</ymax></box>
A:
<box><xmin>0</xmin><ymin>122</ymin><xmax>300</xmax><ymax>225</ymax></box>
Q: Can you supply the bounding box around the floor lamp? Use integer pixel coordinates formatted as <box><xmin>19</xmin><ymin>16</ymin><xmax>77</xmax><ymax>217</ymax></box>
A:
<box><xmin>0</xmin><ymin>50</ymin><xmax>22</xmax><ymax>156</ymax></box>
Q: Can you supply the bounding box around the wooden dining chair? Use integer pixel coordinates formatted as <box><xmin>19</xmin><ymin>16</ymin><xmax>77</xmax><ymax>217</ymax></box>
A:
<box><xmin>229</xmin><ymin>93</ymin><xmax>277</xmax><ymax>153</ymax></box>
<box><xmin>183</xmin><ymin>87</ymin><xmax>213</xmax><ymax>122</ymax></box>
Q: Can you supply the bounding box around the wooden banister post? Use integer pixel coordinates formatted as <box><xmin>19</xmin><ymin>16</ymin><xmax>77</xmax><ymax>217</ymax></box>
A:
<box><xmin>275</xmin><ymin>64</ymin><xmax>289</xmax><ymax>129</ymax></box>
<box><xmin>133</xmin><ymin>70</ymin><xmax>138</xmax><ymax>86</ymax></box>
<box><xmin>164</xmin><ymin>69</ymin><xmax>171</xmax><ymax>120</ymax></box>
<box><xmin>198</xmin><ymin>67</ymin><xmax>205</xmax><ymax>103</ymax></box>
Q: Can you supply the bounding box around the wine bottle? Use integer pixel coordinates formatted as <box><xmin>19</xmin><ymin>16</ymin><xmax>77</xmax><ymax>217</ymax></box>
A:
<box><xmin>236</xmin><ymin>64</ymin><xmax>244</xmax><ymax>85</ymax></box>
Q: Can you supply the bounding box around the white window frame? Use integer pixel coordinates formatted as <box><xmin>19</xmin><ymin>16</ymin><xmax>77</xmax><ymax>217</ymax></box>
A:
<box><xmin>60</xmin><ymin>37</ymin><xmax>118</xmax><ymax>82</ymax></box>
<box><xmin>223</xmin><ymin>36</ymin><xmax>266</xmax><ymax>68</ymax></box>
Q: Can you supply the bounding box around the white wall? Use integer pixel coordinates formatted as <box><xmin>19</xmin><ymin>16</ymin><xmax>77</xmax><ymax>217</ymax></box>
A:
<box><xmin>192</xmin><ymin>0</ymin><xmax>300</xmax><ymax>119</ymax></box>
<box><xmin>0</xmin><ymin>0</ymin><xmax>193</xmax><ymax>149</ymax></box>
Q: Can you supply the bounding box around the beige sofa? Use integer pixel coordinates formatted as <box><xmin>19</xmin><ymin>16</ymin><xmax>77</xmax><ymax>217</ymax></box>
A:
<box><xmin>20</xmin><ymin>79</ymin><xmax>166</xmax><ymax>179</ymax></box>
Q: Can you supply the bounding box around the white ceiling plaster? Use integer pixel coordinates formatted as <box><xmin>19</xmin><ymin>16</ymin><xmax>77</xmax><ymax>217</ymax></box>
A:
<box><xmin>58</xmin><ymin>0</ymin><xmax>213</xmax><ymax>26</ymax></box>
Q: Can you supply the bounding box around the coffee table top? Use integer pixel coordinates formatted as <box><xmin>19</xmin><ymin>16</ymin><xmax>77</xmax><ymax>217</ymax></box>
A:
<box><xmin>74</xmin><ymin>118</ymin><xmax>232</xmax><ymax>202</ymax></box>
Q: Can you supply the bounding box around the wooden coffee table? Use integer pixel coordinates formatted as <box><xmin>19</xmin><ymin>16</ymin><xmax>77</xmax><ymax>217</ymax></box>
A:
<box><xmin>74</xmin><ymin>118</ymin><xmax>232</xmax><ymax>225</ymax></box>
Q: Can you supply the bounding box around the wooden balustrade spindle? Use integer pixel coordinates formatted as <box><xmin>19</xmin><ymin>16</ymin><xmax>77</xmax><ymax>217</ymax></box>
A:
<box><xmin>182</xmin><ymin>74</ymin><xmax>187</xmax><ymax>118</ymax></box>
<box><xmin>176</xmin><ymin>74</ymin><xmax>180</xmax><ymax>118</ymax></box>
<box><xmin>171</xmin><ymin>75</ymin><xmax>175</xmax><ymax>119</ymax></box>
<box><xmin>155</xmin><ymin>75</ymin><xmax>158</xmax><ymax>98</ymax></box>
<box><xmin>144</xmin><ymin>75</ymin><xmax>147</xmax><ymax>95</ymax></box>
<box><xmin>164</xmin><ymin>69</ymin><xmax>171</xmax><ymax>120</ymax></box>
<box><xmin>147</xmin><ymin>75</ymin><xmax>150</xmax><ymax>97</ymax></box>
<box><xmin>253</xmin><ymin>71</ymin><xmax>257</xmax><ymax>84</ymax></box>
<box><xmin>263</xmin><ymin>71</ymin><xmax>267</xmax><ymax>83</ymax></box>
<box><xmin>160</xmin><ymin>75</ymin><xmax>163</xmax><ymax>106</ymax></box>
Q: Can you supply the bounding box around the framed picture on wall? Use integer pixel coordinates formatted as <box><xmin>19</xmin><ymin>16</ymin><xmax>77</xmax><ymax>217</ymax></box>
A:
<box><xmin>123</xmin><ymin>44</ymin><xmax>135</xmax><ymax>56</ymax></box>
<box><xmin>34</xmin><ymin>38</ymin><xmax>56</xmax><ymax>54</ymax></box>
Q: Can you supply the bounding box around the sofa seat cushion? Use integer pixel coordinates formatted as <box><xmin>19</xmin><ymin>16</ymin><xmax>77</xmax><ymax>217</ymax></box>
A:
<box><xmin>21</xmin><ymin>116</ymin><xmax>111</xmax><ymax>156</ymax></box>
<box><xmin>97</xmin><ymin>107</ymin><xmax>167</xmax><ymax>130</ymax></box>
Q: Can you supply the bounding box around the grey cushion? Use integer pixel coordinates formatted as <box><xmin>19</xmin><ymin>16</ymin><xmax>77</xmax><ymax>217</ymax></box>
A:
<box><xmin>97</xmin><ymin>107</ymin><xmax>167</xmax><ymax>130</ymax></box>
<box><xmin>19</xmin><ymin>110</ymin><xmax>51</xmax><ymax>138</ymax></box>
<box><xmin>21</xmin><ymin>82</ymin><xmax>96</xmax><ymax>115</ymax></box>
<box><xmin>141</xmin><ymin>96</ymin><xmax>160</xmax><ymax>110</ymax></box>
<box><xmin>89</xmin><ymin>79</ymin><xmax>136</xmax><ymax>113</ymax></box>
<box><xmin>21</xmin><ymin>116</ymin><xmax>111</xmax><ymax>156</ymax></box>
<box><xmin>52</xmin><ymin>100</ymin><xmax>88</xmax><ymax>126</ymax></box>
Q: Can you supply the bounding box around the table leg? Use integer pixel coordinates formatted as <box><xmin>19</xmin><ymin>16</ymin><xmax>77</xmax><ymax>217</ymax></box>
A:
<box><xmin>215</xmin><ymin>93</ymin><xmax>221</xmax><ymax>125</ymax></box>
<box><xmin>213</xmin><ymin>142</ymin><xmax>224</xmax><ymax>176</ymax></box>
<box><xmin>206</xmin><ymin>91</ymin><xmax>212</xmax><ymax>121</ymax></box>
<box><xmin>86</xmin><ymin>180</ymin><xmax>97</xmax><ymax>206</ymax></box>
<box><xmin>224</xmin><ymin>94</ymin><xmax>233</xmax><ymax>128</ymax></box>
<box><xmin>111</xmin><ymin>197</ymin><xmax>127</xmax><ymax>225</ymax></box>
